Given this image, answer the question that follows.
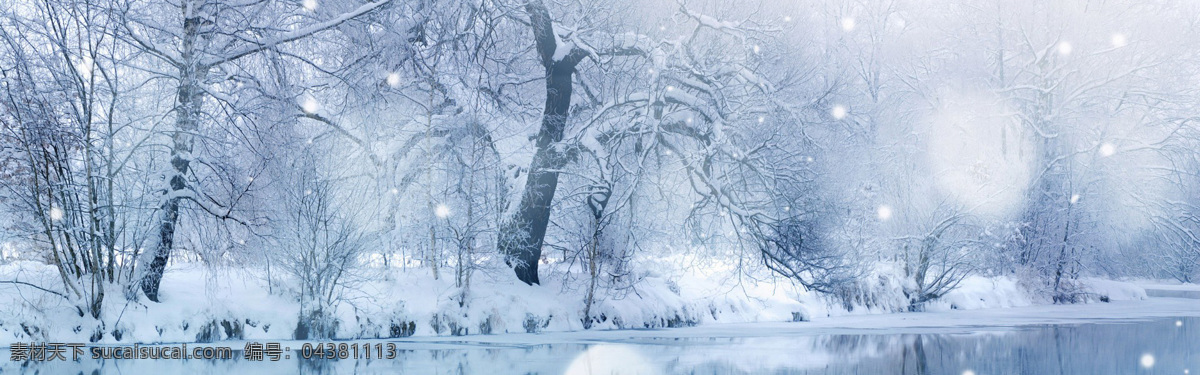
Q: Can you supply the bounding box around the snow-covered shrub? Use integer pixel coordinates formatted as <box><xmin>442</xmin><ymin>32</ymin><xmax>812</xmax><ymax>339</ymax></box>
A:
<box><xmin>271</xmin><ymin>152</ymin><xmax>371</xmax><ymax>339</ymax></box>
<box><xmin>0</xmin><ymin>15</ymin><xmax>156</xmax><ymax>321</ymax></box>
<box><xmin>895</xmin><ymin>210</ymin><xmax>981</xmax><ymax>311</ymax></box>
<box><xmin>759</xmin><ymin>217</ymin><xmax>855</xmax><ymax>295</ymax></box>
<box><xmin>829</xmin><ymin>267</ymin><xmax>909</xmax><ymax>313</ymax></box>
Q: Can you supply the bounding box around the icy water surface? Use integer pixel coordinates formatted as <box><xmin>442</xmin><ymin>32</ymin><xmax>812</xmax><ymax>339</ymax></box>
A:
<box><xmin>3</xmin><ymin>316</ymin><xmax>1197</xmax><ymax>374</ymax></box>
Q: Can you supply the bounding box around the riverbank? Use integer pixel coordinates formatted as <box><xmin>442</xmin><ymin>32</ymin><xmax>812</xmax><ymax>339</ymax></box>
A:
<box><xmin>415</xmin><ymin>295</ymin><xmax>1200</xmax><ymax>345</ymax></box>
<box><xmin>3</xmin><ymin>297</ymin><xmax>1198</xmax><ymax>375</ymax></box>
<box><xmin>0</xmin><ymin>259</ymin><xmax>1182</xmax><ymax>346</ymax></box>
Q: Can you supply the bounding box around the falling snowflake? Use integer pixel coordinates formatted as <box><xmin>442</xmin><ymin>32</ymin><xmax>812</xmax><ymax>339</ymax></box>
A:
<box><xmin>76</xmin><ymin>57</ymin><xmax>93</xmax><ymax>80</ymax></box>
<box><xmin>1111</xmin><ymin>33</ymin><xmax>1127</xmax><ymax>48</ymax></box>
<box><xmin>841</xmin><ymin>17</ymin><xmax>856</xmax><ymax>31</ymax></box>
<box><xmin>1099</xmin><ymin>142</ymin><xmax>1115</xmax><ymax>157</ymax></box>
<box><xmin>753</xmin><ymin>45</ymin><xmax>761</xmax><ymax>54</ymax></box>
<box><xmin>386</xmin><ymin>72</ymin><xmax>402</xmax><ymax>88</ymax></box>
<box><xmin>302</xmin><ymin>0</ymin><xmax>317</xmax><ymax>11</ymax></box>
<box><xmin>300</xmin><ymin>96</ymin><xmax>319</xmax><ymax>114</ymax></box>
<box><xmin>784</xmin><ymin>16</ymin><xmax>792</xmax><ymax>22</ymax></box>
<box><xmin>390</xmin><ymin>188</ymin><xmax>399</xmax><ymax>195</ymax></box>
<box><xmin>831</xmin><ymin>105</ymin><xmax>848</xmax><ymax>119</ymax></box>
<box><xmin>758</xmin><ymin>116</ymin><xmax>765</xmax><ymax>123</ymax></box>
<box><xmin>1070</xmin><ymin>194</ymin><xmax>1080</xmax><ymax>204</ymax></box>
<box><xmin>962</xmin><ymin>370</ymin><xmax>976</xmax><ymax>375</ymax></box>
<box><xmin>1057</xmin><ymin>41</ymin><xmax>1073</xmax><ymax>56</ymax></box>
<box><xmin>1176</xmin><ymin>320</ymin><xmax>1183</xmax><ymax>327</ymax></box>
<box><xmin>435</xmin><ymin>204</ymin><xmax>451</xmax><ymax>218</ymax></box>
<box><xmin>49</xmin><ymin>207</ymin><xmax>64</xmax><ymax>221</ymax></box>
<box><xmin>1140</xmin><ymin>353</ymin><xmax>1155</xmax><ymax>368</ymax></box>
<box><xmin>877</xmin><ymin>205</ymin><xmax>893</xmax><ymax>221</ymax></box>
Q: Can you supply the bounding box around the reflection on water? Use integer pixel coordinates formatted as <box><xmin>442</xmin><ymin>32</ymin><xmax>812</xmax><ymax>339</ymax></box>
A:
<box><xmin>3</xmin><ymin>317</ymin><xmax>1197</xmax><ymax>374</ymax></box>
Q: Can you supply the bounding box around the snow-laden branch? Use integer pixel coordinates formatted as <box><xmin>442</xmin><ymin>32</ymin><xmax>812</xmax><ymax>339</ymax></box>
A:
<box><xmin>200</xmin><ymin>0</ymin><xmax>391</xmax><ymax>67</ymax></box>
<box><xmin>679</xmin><ymin>4</ymin><xmax>745</xmax><ymax>40</ymax></box>
<box><xmin>525</xmin><ymin>0</ymin><xmax>590</xmax><ymax>68</ymax></box>
<box><xmin>297</xmin><ymin>112</ymin><xmax>383</xmax><ymax>168</ymax></box>
<box><xmin>0</xmin><ymin>279</ymin><xmax>69</xmax><ymax>300</ymax></box>
<box><xmin>160</xmin><ymin>186</ymin><xmax>251</xmax><ymax>228</ymax></box>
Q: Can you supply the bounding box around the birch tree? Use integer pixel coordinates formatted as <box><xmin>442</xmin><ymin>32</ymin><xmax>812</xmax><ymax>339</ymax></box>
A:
<box><xmin>119</xmin><ymin>0</ymin><xmax>391</xmax><ymax>301</ymax></box>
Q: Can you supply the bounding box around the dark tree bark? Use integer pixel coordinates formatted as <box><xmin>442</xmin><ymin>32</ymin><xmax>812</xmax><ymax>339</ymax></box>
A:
<box><xmin>497</xmin><ymin>0</ymin><xmax>588</xmax><ymax>285</ymax></box>
<box><xmin>142</xmin><ymin>3</ymin><xmax>208</xmax><ymax>302</ymax></box>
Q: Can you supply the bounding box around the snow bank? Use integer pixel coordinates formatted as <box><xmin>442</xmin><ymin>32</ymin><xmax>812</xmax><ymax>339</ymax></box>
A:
<box><xmin>0</xmin><ymin>259</ymin><xmax>1154</xmax><ymax>346</ymax></box>
<box><xmin>1079</xmin><ymin>277</ymin><xmax>1148</xmax><ymax>301</ymax></box>
<box><xmin>925</xmin><ymin>276</ymin><xmax>1034</xmax><ymax>311</ymax></box>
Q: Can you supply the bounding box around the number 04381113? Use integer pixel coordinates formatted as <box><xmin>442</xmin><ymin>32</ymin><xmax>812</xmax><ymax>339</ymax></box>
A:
<box><xmin>299</xmin><ymin>342</ymin><xmax>397</xmax><ymax>359</ymax></box>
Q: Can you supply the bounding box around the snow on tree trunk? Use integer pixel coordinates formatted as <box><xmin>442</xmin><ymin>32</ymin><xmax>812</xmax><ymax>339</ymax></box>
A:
<box><xmin>141</xmin><ymin>2</ymin><xmax>210</xmax><ymax>302</ymax></box>
<box><xmin>497</xmin><ymin>0</ymin><xmax>588</xmax><ymax>285</ymax></box>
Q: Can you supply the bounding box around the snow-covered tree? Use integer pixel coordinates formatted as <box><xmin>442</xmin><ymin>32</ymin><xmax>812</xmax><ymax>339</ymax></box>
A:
<box><xmin>120</xmin><ymin>0</ymin><xmax>391</xmax><ymax>301</ymax></box>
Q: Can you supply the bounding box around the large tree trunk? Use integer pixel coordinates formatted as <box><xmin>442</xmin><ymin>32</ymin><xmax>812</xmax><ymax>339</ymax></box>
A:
<box><xmin>141</xmin><ymin>2</ymin><xmax>208</xmax><ymax>302</ymax></box>
<box><xmin>497</xmin><ymin>0</ymin><xmax>587</xmax><ymax>285</ymax></box>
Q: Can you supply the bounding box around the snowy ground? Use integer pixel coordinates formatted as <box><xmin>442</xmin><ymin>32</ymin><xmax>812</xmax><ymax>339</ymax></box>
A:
<box><xmin>1142</xmin><ymin>283</ymin><xmax>1200</xmax><ymax>298</ymax></box>
<box><xmin>414</xmin><ymin>296</ymin><xmax>1200</xmax><ymax>344</ymax></box>
<box><xmin>2</xmin><ymin>298</ymin><xmax>1197</xmax><ymax>374</ymax></box>
<box><xmin>2</xmin><ymin>258</ymin><xmax>1198</xmax><ymax>373</ymax></box>
<box><xmin>0</xmin><ymin>258</ymin><xmax>1182</xmax><ymax>347</ymax></box>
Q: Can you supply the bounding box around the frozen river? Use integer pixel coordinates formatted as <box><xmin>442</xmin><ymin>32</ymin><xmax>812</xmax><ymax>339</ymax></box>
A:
<box><xmin>4</xmin><ymin>297</ymin><xmax>1199</xmax><ymax>374</ymax></box>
